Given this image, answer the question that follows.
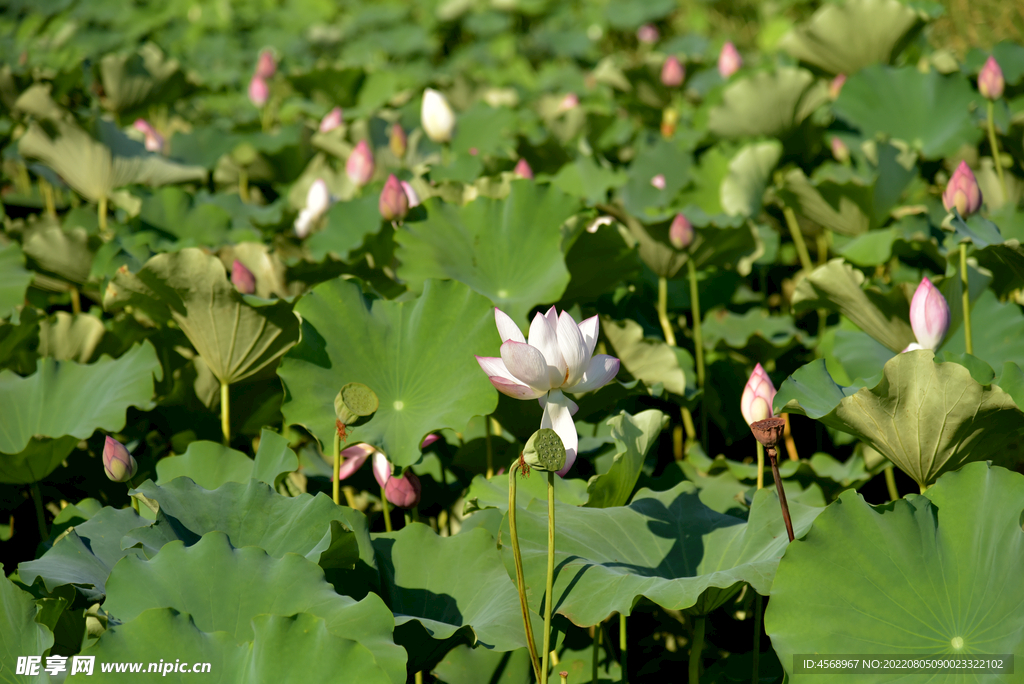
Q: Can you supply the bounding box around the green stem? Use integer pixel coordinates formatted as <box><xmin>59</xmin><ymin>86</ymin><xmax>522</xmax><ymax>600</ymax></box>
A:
<box><xmin>689</xmin><ymin>615</ymin><xmax>705</xmax><ymax>684</ymax></box>
<box><xmin>687</xmin><ymin>260</ymin><xmax>708</xmax><ymax>455</ymax></box>
<box><xmin>509</xmin><ymin>468</ymin><xmax>543</xmax><ymax>681</ymax></box>
<box><xmin>238</xmin><ymin>167</ymin><xmax>250</xmax><ymax>204</ymax></box>
<box><xmin>592</xmin><ymin>624</ymin><xmax>601</xmax><ymax>684</ymax></box>
<box><xmin>752</xmin><ymin>593</ymin><xmax>762</xmax><ymax>684</ymax></box>
<box><xmin>128</xmin><ymin>477</ymin><xmax>140</xmax><ymax>515</ymax></box>
<box><xmin>885</xmin><ymin>467</ymin><xmax>899</xmax><ymax>502</ymax></box>
<box><xmin>782</xmin><ymin>207</ymin><xmax>813</xmax><ymax>273</ymax></box>
<box><xmin>656</xmin><ymin>276</ymin><xmax>676</xmax><ymax>346</ymax></box>
<box><xmin>816</xmin><ymin>232</ymin><xmax>829</xmax><ymax>345</ymax></box>
<box><xmin>756</xmin><ymin>442</ymin><xmax>764</xmax><ymax>491</ymax></box>
<box><xmin>485</xmin><ymin>416</ymin><xmax>494</xmax><ymax>479</ymax></box>
<box><xmin>98</xmin><ymin>195</ymin><xmax>108</xmax><ymax>233</ymax></box>
<box><xmin>960</xmin><ymin>243</ymin><xmax>973</xmax><ymax>355</ymax></box>
<box><xmin>40</xmin><ymin>177</ymin><xmax>56</xmax><ymax>218</ymax></box>
<box><xmin>380</xmin><ymin>485</ymin><xmax>393</xmax><ymax>532</ymax></box>
<box><xmin>70</xmin><ymin>287</ymin><xmax>81</xmax><ymax>315</ymax></box>
<box><xmin>30</xmin><ymin>483</ymin><xmax>48</xmax><ymax>541</ymax></box>
<box><xmin>619</xmin><ymin>612</ymin><xmax>627</xmax><ymax>684</ymax></box>
<box><xmin>542</xmin><ymin>472</ymin><xmax>557</xmax><ymax>684</ymax></box>
<box><xmin>220</xmin><ymin>381</ymin><xmax>230</xmax><ymax>445</ymax></box>
<box><xmin>332</xmin><ymin>430</ymin><xmax>341</xmax><ymax>505</ymax></box>
<box><xmin>987</xmin><ymin>101</ymin><xmax>1008</xmax><ymax>200</ymax></box>
<box><xmin>415</xmin><ymin>671</ymin><xmax>423</xmax><ymax>684</ymax></box>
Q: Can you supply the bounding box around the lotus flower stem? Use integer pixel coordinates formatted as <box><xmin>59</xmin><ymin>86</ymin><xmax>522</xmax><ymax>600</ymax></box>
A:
<box><xmin>98</xmin><ymin>195</ymin><xmax>108</xmax><ymax>233</ymax></box>
<box><xmin>485</xmin><ymin>416</ymin><xmax>494</xmax><ymax>478</ymax></box>
<box><xmin>29</xmin><ymin>482</ymin><xmax>47</xmax><ymax>541</ymax></box>
<box><xmin>960</xmin><ymin>244</ymin><xmax>973</xmax><ymax>355</ymax></box>
<box><xmin>560</xmin><ymin>672</ymin><xmax>568</xmax><ymax>684</ymax></box>
<box><xmin>782</xmin><ymin>414</ymin><xmax>798</xmax><ymax>461</ymax></box>
<box><xmin>70</xmin><ymin>288</ymin><xmax>81</xmax><ymax>315</ymax></box>
<box><xmin>40</xmin><ymin>177</ymin><xmax>56</xmax><ymax>218</ymax></box>
<box><xmin>380</xmin><ymin>484</ymin><xmax>393</xmax><ymax>532</ymax></box>
<box><xmin>542</xmin><ymin>471</ymin><xmax>556</xmax><ymax>684</ymax></box>
<box><xmin>591</xmin><ymin>624</ymin><xmax>601</xmax><ymax>683</ymax></box>
<box><xmin>656</xmin><ymin>277</ymin><xmax>676</xmax><ymax>346</ymax></box>
<box><xmin>751</xmin><ymin>593</ymin><xmax>762</xmax><ymax>684</ymax></box>
<box><xmin>238</xmin><ymin>167</ymin><xmax>250</xmax><ymax>204</ymax></box>
<box><xmin>332</xmin><ymin>430</ymin><xmax>341</xmax><ymax>505</ymax></box>
<box><xmin>687</xmin><ymin>261</ymin><xmax>708</xmax><ymax>453</ymax></box>
<box><xmin>884</xmin><ymin>467</ymin><xmax>899</xmax><ymax>502</ymax></box>
<box><xmin>767</xmin><ymin>446</ymin><xmax>795</xmax><ymax>542</ymax></box>
<box><xmin>509</xmin><ymin>467</ymin><xmax>542</xmax><ymax>681</ymax></box>
<box><xmin>986</xmin><ymin>101</ymin><xmax>1007</xmax><ymax>199</ymax></box>
<box><xmin>782</xmin><ymin>207</ymin><xmax>813</xmax><ymax>273</ymax></box>
<box><xmin>220</xmin><ymin>381</ymin><xmax>230</xmax><ymax>444</ymax></box>
<box><xmin>756</xmin><ymin>442</ymin><xmax>764</xmax><ymax>490</ymax></box>
<box><xmin>689</xmin><ymin>615</ymin><xmax>705</xmax><ymax>684</ymax></box>
<box><xmin>619</xmin><ymin>612</ymin><xmax>628</xmax><ymax>683</ymax></box>
<box><xmin>127</xmin><ymin>477</ymin><xmax>140</xmax><ymax>514</ymax></box>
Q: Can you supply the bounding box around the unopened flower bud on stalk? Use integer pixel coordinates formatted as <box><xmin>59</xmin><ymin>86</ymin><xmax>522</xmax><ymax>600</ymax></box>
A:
<box><xmin>373</xmin><ymin>452</ymin><xmax>421</xmax><ymax>508</ymax></box>
<box><xmin>829</xmin><ymin>73</ymin><xmax>846</xmax><ymax>100</ymax></box>
<box><xmin>978</xmin><ymin>56</ymin><xmax>1004</xmax><ymax>101</ymax></box>
<box><xmin>740</xmin><ymin>363</ymin><xmax>776</xmax><ymax>426</ymax></box>
<box><xmin>401</xmin><ymin>181</ymin><xmax>420</xmax><ymax>208</ymax></box>
<box><xmin>319</xmin><ymin>107</ymin><xmax>343</xmax><ymax>133</ymax></box>
<box><xmin>830</xmin><ymin>136</ymin><xmax>850</xmax><ymax>164</ymax></box>
<box><xmin>556</xmin><ymin>93</ymin><xmax>579</xmax><ymax>114</ymax></box>
<box><xmin>513</xmin><ymin>158</ymin><xmax>534</xmax><ymax>179</ymax></box>
<box><xmin>661</xmin><ymin>55</ymin><xmax>685</xmax><ymax>87</ymax></box>
<box><xmin>521</xmin><ymin>428</ymin><xmax>566</xmax><ymax>473</ymax></box>
<box><xmin>718</xmin><ymin>42</ymin><xmax>742</xmax><ymax>78</ymax></box>
<box><xmin>133</xmin><ymin>119</ymin><xmax>164</xmax><ymax>152</ymax></box>
<box><xmin>669</xmin><ymin>213</ymin><xmax>693</xmax><ymax>249</ymax></box>
<box><xmin>248</xmin><ymin>76</ymin><xmax>269</xmax><ymax>107</ymax></box>
<box><xmin>379</xmin><ymin>174</ymin><xmax>410</xmax><ymax>221</ymax></box>
<box><xmin>636</xmin><ymin>24</ymin><xmax>659</xmax><ymax>44</ymax></box>
<box><xmin>650</xmin><ymin>174</ymin><xmax>666</xmax><ymax>190</ymax></box>
<box><xmin>942</xmin><ymin>161</ymin><xmax>982</xmax><ymax>217</ymax></box>
<box><xmin>254</xmin><ymin>49</ymin><xmax>276</xmax><ymax>80</ymax></box>
<box><xmin>421</xmin><ymin>88</ymin><xmax>456</xmax><ymax>143</ymax></box>
<box><xmin>346</xmin><ymin>140</ymin><xmax>375</xmax><ymax>186</ymax></box>
<box><xmin>904</xmin><ymin>277</ymin><xmax>950</xmax><ymax>352</ymax></box>
<box><xmin>231</xmin><ymin>260</ymin><xmax>255</xmax><ymax>294</ymax></box>
<box><xmin>103</xmin><ymin>436</ymin><xmax>138</xmax><ymax>483</ymax></box>
<box><xmin>389</xmin><ymin>124</ymin><xmax>408</xmax><ymax>158</ymax></box>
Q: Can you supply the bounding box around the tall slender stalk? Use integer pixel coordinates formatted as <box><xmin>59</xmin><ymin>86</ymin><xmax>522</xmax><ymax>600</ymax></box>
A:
<box><xmin>960</xmin><ymin>244</ymin><xmax>973</xmax><ymax>355</ymax></box>
<box><xmin>782</xmin><ymin>207</ymin><xmax>813</xmax><ymax>273</ymax></box>
<box><xmin>380</xmin><ymin>485</ymin><xmax>393</xmax><ymax>533</ymax></box>
<box><xmin>687</xmin><ymin>260</ymin><xmax>707</xmax><ymax>454</ymax></box>
<box><xmin>689</xmin><ymin>615</ymin><xmax>705</xmax><ymax>684</ymax></box>
<box><xmin>220</xmin><ymin>381</ymin><xmax>230</xmax><ymax>444</ymax></box>
<box><xmin>657</xmin><ymin>276</ymin><xmax>677</xmax><ymax>346</ymax></box>
<box><xmin>884</xmin><ymin>467</ymin><xmax>899</xmax><ymax>502</ymax></box>
<box><xmin>332</xmin><ymin>430</ymin><xmax>341</xmax><ymax>505</ymax></box>
<box><xmin>768</xmin><ymin>446</ymin><xmax>795</xmax><ymax>542</ymax></box>
<box><xmin>40</xmin><ymin>177</ymin><xmax>56</xmax><ymax>218</ymax></box>
<box><xmin>756</xmin><ymin>442</ymin><xmax>764</xmax><ymax>490</ymax></box>
<box><xmin>986</xmin><ymin>101</ymin><xmax>1008</xmax><ymax>199</ymax></box>
<box><xmin>30</xmin><ymin>483</ymin><xmax>48</xmax><ymax>541</ymax></box>
<box><xmin>592</xmin><ymin>624</ymin><xmax>601</xmax><ymax>684</ymax></box>
<box><xmin>509</xmin><ymin>468</ymin><xmax>542</xmax><ymax>681</ymax></box>
<box><xmin>619</xmin><ymin>612</ymin><xmax>628</xmax><ymax>683</ymax></box>
<box><xmin>542</xmin><ymin>472</ymin><xmax>557</xmax><ymax>684</ymax></box>
<box><xmin>238</xmin><ymin>167</ymin><xmax>250</xmax><ymax>204</ymax></box>
<box><xmin>752</xmin><ymin>593</ymin><xmax>762</xmax><ymax>684</ymax></box>
<box><xmin>485</xmin><ymin>416</ymin><xmax>494</xmax><ymax>478</ymax></box>
<box><xmin>69</xmin><ymin>288</ymin><xmax>81</xmax><ymax>315</ymax></box>
<box><xmin>98</xmin><ymin>195</ymin><xmax>108</xmax><ymax>233</ymax></box>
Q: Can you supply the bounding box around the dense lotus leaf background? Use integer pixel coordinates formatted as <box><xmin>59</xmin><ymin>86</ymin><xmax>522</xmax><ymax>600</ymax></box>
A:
<box><xmin>2</xmin><ymin>0</ymin><xmax>1024</xmax><ymax>682</ymax></box>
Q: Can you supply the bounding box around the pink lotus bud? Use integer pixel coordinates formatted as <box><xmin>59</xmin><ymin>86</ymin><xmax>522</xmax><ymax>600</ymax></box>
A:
<box><xmin>133</xmin><ymin>119</ymin><xmax>164</xmax><ymax>153</ymax></box>
<box><xmin>248</xmin><ymin>76</ymin><xmax>269</xmax><ymax>107</ymax></box>
<box><xmin>379</xmin><ymin>174</ymin><xmax>410</xmax><ymax>221</ymax></box>
<box><xmin>103</xmin><ymin>436</ymin><xmax>138</xmax><ymax>483</ymax></box>
<box><xmin>830</xmin><ymin>136</ymin><xmax>850</xmax><ymax>163</ymax></box>
<box><xmin>669</xmin><ymin>213</ymin><xmax>693</xmax><ymax>249</ymax></box>
<box><xmin>373</xmin><ymin>452</ymin><xmax>421</xmax><ymax>508</ymax></box>
<box><xmin>740</xmin><ymin>363</ymin><xmax>776</xmax><ymax>426</ymax></box>
<box><xmin>346</xmin><ymin>140</ymin><xmax>375</xmax><ymax>186</ymax></box>
<box><xmin>420</xmin><ymin>433</ymin><xmax>440</xmax><ymax>449</ymax></box>
<box><xmin>978</xmin><ymin>56</ymin><xmax>1004</xmax><ymax>100</ymax></box>
<box><xmin>942</xmin><ymin>161</ymin><xmax>982</xmax><ymax>217</ymax></box>
<box><xmin>650</xmin><ymin>174</ymin><xmax>666</xmax><ymax>190</ymax></box>
<box><xmin>335</xmin><ymin>443</ymin><xmax>374</xmax><ymax>481</ymax></box>
<box><xmin>255</xmin><ymin>49</ymin><xmax>276</xmax><ymax>80</ymax></box>
<box><xmin>908</xmin><ymin>277</ymin><xmax>950</xmax><ymax>351</ymax></box>
<box><xmin>636</xmin><ymin>24</ymin><xmax>659</xmax><ymax>44</ymax></box>
<box><xmin>231</xmin><ymin>260</ymin><xmax>255</xmax><ymax>294</ymax></box>
<box><xmin>557</xmin><ymin>93</ymin><xmax>579</xmax><ymax>114</ymax></box>
<box><xmin>718</xmin><ymin>42</ymin><xmax>742</xmax><ymax>78</ymax></box>
<box><xmin>390</xmin><ymin>124</ymin><xmax>408</xmax><ymax>158</ymax></box>
<box><xmin>661</xmin><ymin>56</ymin><xmax>685</xmax><ymax>87</ymax></box>
<box><xmin>829</xmin><ymin>73</ymin><xmax>846</xmax><ymax>100</ymax></box>
<box><xmin>401</xmin><ymin>180</ymin><xmax>420</xmax><ymax>208</ymax></box>
<box><xmin>319</xmin><ymin>107</ymin><xmax>343</xmax><ymax>133</ymax></box>
<box><xmin>513</xmin><ymin>158</ymin><xmax>534</xmax><ymax>179</ymax></box>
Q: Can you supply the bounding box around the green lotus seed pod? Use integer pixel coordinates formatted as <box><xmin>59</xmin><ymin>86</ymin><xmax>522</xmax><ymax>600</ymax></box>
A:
<box><xmin>522</xmin><ymin>428</ymin><xmax>566</xmax><ymax>473</ymax></box>
<box><xmin>334</xmin><ymin>382</ymin><xmax>379</xmax><ymax>426</ymax></box>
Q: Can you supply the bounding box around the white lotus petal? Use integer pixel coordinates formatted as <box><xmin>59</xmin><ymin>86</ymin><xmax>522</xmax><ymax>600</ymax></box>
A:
<box><xmin>578</xmin><ymin>315</ymin><xmax>599</xmax><ymax>358</ymax></box>
<box><xmin>490</xmin><ymin>376</ymin><xmax>546</xmax><ymax>399</ymax></box>
<box><xmin>372</xmin><ymin>451</ymin><xmax>391</xmax><ymax>488</ymax></box>
<box><xmin>564</xmin><ymin>355</ymin><xmax>620</xmax><ymax>393</ymax></box>
<box><xmin>557</xmin><ymin>311</ymin><xmax>589</xmax><ymax>387</ymax></box>
<box><xmin>542</xmin><ymin>389</ymin><xmax>578</xmax><ymax>476</ymax></box>
<box><xmin>528</xmin><ymin>311</ymin><xmax>566</xmax><ymax>387</ymax></box>
<box><xmin>494</xmin><ymin>308</ymin><xmax>525</xmax><ymax>343</ymax></box>
<box><xmin>500</xmin><ymin>340</ymin><xmax>552</xmax><ymax>392</ymax></box>
<box><xmin>475</xmin><ymin>355</ymin><xmax>517</xmax><ymax>383</ymax></box>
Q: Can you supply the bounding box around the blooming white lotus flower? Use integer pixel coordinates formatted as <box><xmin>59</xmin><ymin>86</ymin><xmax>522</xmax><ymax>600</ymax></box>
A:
<box><xmin>476</xmin><ymin>307</ymin><xmax>620</xmax><ymax>476</ymax></box>
<box><xmin>421</xmin><ymin>88</ymin><xmax>456</xmax><ymax>143</ymax></box>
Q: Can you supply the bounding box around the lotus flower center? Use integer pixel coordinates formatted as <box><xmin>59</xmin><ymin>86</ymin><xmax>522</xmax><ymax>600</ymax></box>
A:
<box><xmin>950</xmin><ymin>637</ymin><xmax>963</xmax><ymax>650</ymax></box>
<box><xmin>393</xmin><ymin>400</ymin><xmax>404</xmax><ymax>410</ymax></box>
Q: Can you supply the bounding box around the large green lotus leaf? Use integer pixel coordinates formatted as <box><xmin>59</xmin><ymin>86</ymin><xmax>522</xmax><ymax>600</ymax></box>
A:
<box><xmin>560</xmin><ymin>222</ymin><xmax>641</xmax><ymax>304</ymax></box>
<box><xmin>137</xmin><ymin>187</ymin><xmax>231</xmax><ymax>248</ymax></box>
<box><xmin>777</xmin><ymin>168</ymin><xmax>871</xmax><ymax>237</ymax></box>
<box><xmin>0</xmin><ymin>341</ymin><xmax>160</xmax><ymax>456</ymax></box>
<box><xmin>102</xmin><ymin>532</ymin><xmax>405</xmax><ymax>684</ymax></box>
<box><xmin>463</xmin><ymin>473</ymin><xmax>591</xmax><ymax>516</ymax></box>
<box><xmin>99</xmin><ymin>43</ymin><xmax>188</xmax><ymax>115</ymax></box>
<box><xmin>155</xmin><ymin>441</ymin><xmax>254</xmax><ymax>489</ymax></box>
<box><xmin>767</xmin><ymin>463</ymin><xmax>1024</xmax><ymax>679</ymax></box>
<box><xmin>779</xmin><ymin>0</ymin><xmax>925</xmax><ymax>74</ymax></box>
<box><xmin>550</xmin><ymin>156</ymin><xmax>629</xmax><ymax>206</ymax></box>
<box><xmin>623</xmin><ymin>214</ymin><xmax>759</xmax><ymax>279</ymax></box>
<box><xmin>776</xmin><ymin>351</ymin><xmax>1024</xmax><ymax>488</ymax></box>
<box><xmin>585</xmin><ymin>410</ymin><xmax>666</xmax><ymax>509</ymax></box>
<box><xmin>38</xmin><ymin>312</ymin><xmax>105</xmax><ymax>363</ymax></box>
<box><xmin>618</xmin><ymin>138</ymin><xmax>693</xmax><ymax>221</ymax></box>
<box><xmin>307</xmin><ymin>194</ymin><xmax>385</xmax><ymax>263</ymax></box>
<box><xmin>500</xmin><ymin>481</ymin><xmax>824</xmax><ymax>627</ymax></box>
<box><xmin>450</xmin><ymin>103</ymin><xmax>517</xmax><ymax>159</ymax></box>
<box><xmin>701</xmin><ymin>308</ymin><xmax>803</xmax><ymax>361</ymax></box>
<box><xmin>0</xmin><ymin>566</ymin><xmax>54</xmax><ymax>684</ymax></box>
<box><xmin>278</xmin><ymin>278</ymin><xmax>498</xmax><ymax>468</ymax></box>
<box><xmin>71</xmin><ymin>609</ymin><xmax>392</xmax><ymax>684</ymax></box>
<box><xmin>602</xmin><ymin>318</ymin><xmax>687</xmax><ymax>395</ymax></box>
<box><xmin>432</xmin><ymin>643</ymin><xmax>532</xmax><ymax>684</ymax></box>
<box><xmin>833</xmin><ymin>66</ymin><xmax>982</xmax><ymax>159</ymax></box>
<box><xmin>124</xmin><ymin>478</ymin><xmax>375</xmax><ymax>589</ymax></box>
<box><xmin>103</xmin><ymin>249</ymin><xmax>300</xmax><ymax>385</ymax></box>
<box><xmin>19</xmin><ymin>506</ymin><xmax>147</xmax><ymax>603</ymax></box>
<box><xmin>0</xmin><ymin>437</ymin><xmax>80</xmax><ymax>487</ymax></box>
<box><xmin>394</xmin><ymin>181</ymin><xmax>578</xmax><ymax>325</ymax></box>
<box><xmin>938</xmin><ymin>290</ymin><xmax>1024</xmax><ymax>372</ymax></box>
<box><xmin>0</xmin><ymin>244</ymin><xmax>32</xmax><ymax>319</ymax></box>
<box><xmin>22</xmin><ymin>225</ymin><xmax>96</xmax><ymax>286</ymax></box>
<box><xmin>707</xmin><ymin>68</ymin><xmax>828</xmax><ymax>139</ymax></box>
<box><xmin>791</xmin><ymin>259</ymin><xmax>914</xmax><ymax>353</ymax></box>
<box><xmin>720</xmin><ymin>140</ymin><xmax>782</xmax><ymax>218</ymax></box>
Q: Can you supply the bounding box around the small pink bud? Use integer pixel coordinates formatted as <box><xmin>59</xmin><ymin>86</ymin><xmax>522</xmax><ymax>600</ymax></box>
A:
<box><xmin>942</xmin><ymin>161</ymin><xmax>982</xmax><ymax>217</ymax></box>
<box><xmin>557</xmin><ymin>93</ymin><xmax>579</xmax><ymax>114</ymax></box>
<box><xmin>830</xmin><ymin>136</ymin><xmax>850</xmax><ymax>163</ymax></box>
<box><xmin>319</xmin><ymin>107</ymin><xmax>343</xmax><ymax>133</ymax></box>
<box><xmin>133</xmin><ymin>119</ymin><xmax>164</xmax><ymax>153</ymax></box>
<box><xmin>255</xmin><ymin>49</ymin><xmax>276</xmax><ymax>80</ymax></box>
<box><xmin>513</xmin><ymin>158</ymin><xmax>534</xmax><ymax>179</ymax></box>
<box><xmin>346</xmin><ymin>140</ymin><xmax>375</xmax><ymax>186</ymax></box>
<box><xmin>379</xmin><ymin>174</ymin><xmax>409</xmax><ymax>221</ymax></box>
<box><xmin>248</xmin><ymin>76</ymin><xmax>269</xmax><ymax>107</ymax></box>
<box><xmin>231</xmin><ymin>260</ymin><xmax>255</xmax><ymax>294</ymax></box>
<box><xmin>661</xmin><ymin>55</ymin><xmax>685</xmax><ymax>87</ymax></box>
<box><xmin>468</xmin><ymin>147</ymin><xmax>479</xmax><ymax>156</ymax></box>
<box><xmin>669</xmin><ymin>213</ymin><xmax>693</xmax><ymax>249</ymax></box>
<box><xmin>373</xmin><ymin>452</ymin><xmax>421</xmax><ymax>508</ymax></box>
<box><xmin>401</xmin><ymin>181</ymin><xmax>420</xmax><ymax>208</ymax></box>
<box><xmin>718</xmin><ymin>42</ymin><xmax>742</xmax><ymax>78</ymax></box>
<box><xmin>829</xmin><ymin>73</ymin><xmax>846</xmax><ymax>100</ymax></box>
<box><xmin>978</xmin><ymin>56</ymin><xmax>1004</xmax><ymax>100</ymax></box>
<box><xmin>390</xmin><ymin>124</ymin><xmax>408</xmax><ymax>158</ymax></box>
<box><xmin>740</xmin><ymin>364</ymin><xmax>776</xmax><ymax>426</ymax></box>
<box><xmin>103</xmin><ymin>436</ymin><xmax>138</xmax><ymax>483</ymax></box>
<box><xmin>650</xmin><ymin>174</ymin><xmax>666</xmax><ymax>190</ymax></box>
<box><xmin>908</xmin><ymin>278</ymin><xmax>950</xmax><ymax>351</ymax></box>
<box><xmin>636</xmin><ymin>24</ymin><xmax>659</xmax><ymax>44</ymax></box>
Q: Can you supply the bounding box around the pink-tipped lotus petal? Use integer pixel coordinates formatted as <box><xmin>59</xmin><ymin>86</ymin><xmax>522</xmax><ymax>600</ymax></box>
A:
<box><xmin>336</xmin><ymin>443</ymin><xmax>374</xmax><ymax>481</ymax></box>
<box><xmin>475</xmin><ymin>355</ymin><xmax>518</xmax><ymax>383</ymax></box>
<box><xmin>319</xmin><ymin>107</ymin><xmax>343</xmax><ymax>133</ymax></box>
<box><xmin>494</xmin><ymin>308</ymin><xmax>526</xmax><ymax>344</ymax></box>
<box><xmin>909</xmin><ymin>278</ymin><xmax>950</xmax><ymax>350</ymax></box>
<box><xmin>384</xmin><ymin>471</ymin><xmax>421</xmax><ymax>508</ymax></box>
<box><xmin>514</xmin><ymin>158</ymin><xmax>534</xmax><ymax>180</ymax></box>
<box><xmin>500</xmin><ymin>340</ymin><xmax>553</xmax><ymax>392</ymax></box>
<box><xmin>528</xmin><ymin>311</ymin><xmax>567</xmax><ymax>387</ymax></box>
<box><xmin>401</xmin><ymin>181</ymin><xmax>420</xmax><ymax>208</ymax></box>
<box><xmin>420</xmin><ymin>434</ymin><xmax>441</xmax><ymax>449</ymax></box>
<box><xmin>556</xmin><ymin>311</ymin><xmax>588</xmax><ymax>387</ymax></box>
<box><xmin>489</xmin><ymin>376</ymin><xmax>547</xmax><ymax>400</ymax></box>
<box><xmin>829</xmin><ymin>73</ymin><xmax>846</xmax><ymax>100</ymax></box>
<box><xmin>650</xmin><ymin>174</ymin><xmax>666</xmax><ymax>190</ymax></box>
<box><xmin>231</xmin><ymin>260</ymin><xmax>256</xmax><ymax>294</ymax></box>
<box><xmin>542</xmin><ymin>389</ymin><xmax>578</xmax><ymax>476</ymax></box>
<box><xmin>577</xmin><ymin>315</ymin><xmax>599</xmax><ymax>358</ymax></box>
<box><xmin>372</xmin><ymin>451</ymin><xmax>391</xmax><ymax>488</ymax></box>
<box><xmin>564</xmin><ymin>355</ymin><xmax>620</xmax><ymax>393</ymax></box>
<box><xmin>718</xmin><ymin>42</ymin><xmax>742</xmax><ymax>78</ymax></box>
